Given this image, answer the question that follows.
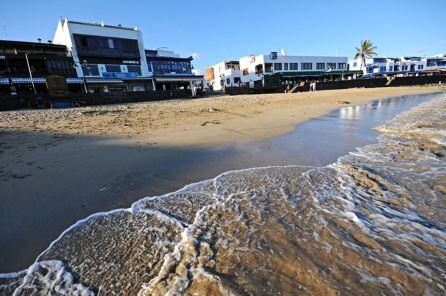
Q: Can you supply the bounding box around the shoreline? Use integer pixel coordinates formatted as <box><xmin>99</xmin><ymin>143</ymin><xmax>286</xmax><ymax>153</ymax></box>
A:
<box><xmin>1</xmin><ymin>86</ymin><xmax>443</xmax><ymax>149</ymax></box>
<box><xmin>2</xmin><ymin>94</ymin><xmax>445</xmax><ymax>295</ymax></box>
<box><xmin>0</xmin><ymin>86</ymin><xmax>444</xmax><ymax>274</ymax></box>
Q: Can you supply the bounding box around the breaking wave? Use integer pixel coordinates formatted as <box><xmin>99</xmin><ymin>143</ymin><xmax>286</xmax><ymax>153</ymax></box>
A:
<box><xmin>1</xmin><ymin>96</ymin><xmax>445</xmax><ymax>295</ymax></box>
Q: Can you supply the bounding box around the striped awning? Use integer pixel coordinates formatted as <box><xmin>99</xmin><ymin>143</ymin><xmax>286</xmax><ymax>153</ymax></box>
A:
<box><xmin>66</xmin><ymin>78</ymin><xmax>84</xmax><ymax>84</ymax></box>
<box><xmin>11</xmin><ymin>77</ymin><xmax>46</xmax><ymax>84</ymax></box>
<box><xmin>0</xmin><ymin>77</ymin><xmax>85</xmax><ymax>85</ymax></box>
<box><xmin>86</xmin><ymin>78</ymin><xmax>124</xmax><ymax>84</ymax></box>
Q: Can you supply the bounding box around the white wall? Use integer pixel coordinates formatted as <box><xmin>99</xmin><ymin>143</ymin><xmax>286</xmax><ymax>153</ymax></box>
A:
<box><xmin>239</xmin><ymin>54</ymin><xmax>265</xmax><ymax>85</ymax></box>
<box><xmin>207</xmin><ymin>61</ymin><xmax>241</xmax><ymax>90</ymax></box>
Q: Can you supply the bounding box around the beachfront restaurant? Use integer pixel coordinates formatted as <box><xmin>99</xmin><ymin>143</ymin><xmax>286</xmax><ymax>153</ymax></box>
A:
<box><xmin>0</xmin><ymin>40</ymin><xmax>83</xmax><ymax>95</ymax></box>
<box><xmin>146</xmin><ymin>49</ymin><xmax>203</xmax><ymax>91</ymax></box>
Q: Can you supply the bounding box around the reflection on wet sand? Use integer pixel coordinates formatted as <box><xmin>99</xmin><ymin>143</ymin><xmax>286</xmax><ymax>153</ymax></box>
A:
<box><xmin>1</xmin><ymin>96</ymin><xmax>445</xmax><ymax>295</ymax></box>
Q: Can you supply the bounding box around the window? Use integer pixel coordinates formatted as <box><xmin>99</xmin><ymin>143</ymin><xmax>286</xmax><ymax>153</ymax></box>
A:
<box><xmin>226</xmin><ymin>78</ymin><xmax>231</xmax><ymax>85</ymax></box>
<box><xmin>316</xmin><ymin>63</ymin><xmax>325</xmax><ymax>70</ymax></box>
<box><xmin>301</xmin><ymin>63</ymin><xmax>312</xmax><ymax>70</ymax></box>
<box><xmin>417</xmin><ymin>65</ymin><xmax>424</xmax><ymax>70</ymax></box>
<box><xmin>379</xmin><ymin>66</ymin><xmax>386</xmax><ymax>72</ymax></box>
<box><xmin>84</xmin><ymin>64</ymin><xmax>99</xmax><ymax>76</ymax></box>
<box><xmin>80</xmin><ymin>37</ymin><xmax>88</xmax><ymax>47</ymax></box>
<box><xmin>127</xmin><ymin>65</ymin><xmax>142</xmax><ymax>76</ymax></box>
<box><xmin>290</xmin><ymin>63</ymin><xmax>298</xmax><ymax>70</ymax></box>
<box><xmin>402</xmin><ymin>65</ymin><xmax>408</xmax><ymax>71</ymax></box>
<box><xmin>353</xmin><ymin>62</ymin><xmax>357</xmax><ymax>67</ymax></box>
<box><xmin>243</xmin><ymin>68</ymin><xmax>249</xmax><ymax>76</ymax></box>
<box><xmin>327</xmin><ymin>63</ymin><xmax>336</xmax><ymax>70</ymax></box>
<box><xmin>108</xmin><ymin>39</ymin><xmax>114</xmax><ymax>49</ymax></box>
<box><xmin>106</xmin><ymin>65</ymin><xmax>122</xmax><ymax>73</ymax></box>
<box><xmin>265</xmin><ymin>63</ymin><xmax>273</xmax><ymax>72</ymax></box>
<box><xmin>389</xmin><ymin>66</ymin><xmax>393</xmax><ymax>72</ymax></box>
<box><xmin>284</xmin><ymin>63</ymin><xmax>289</xmax><ymax>70</ymax></box>
<box><xmin>255</xmin><ymin>64</ymin><xmax>263</xmax><ymax>75</ymax></box>
<box><xmin>338</xmin><ymin>63</ymin><xmax>346</xmax><ymax>70</ymax></box>
<box><xmin>274</xmin><ymin>63</ymin><xmax>282</xmax><ymax>71</ymax></box>
<box><xmin>131</xmin><ymin>85</ymin><xmax>146</xmax><ymax>92</ymax></box>
<box><xmin>149</xmin><ymin>59</ymin><xmax>191</xmax><ymax>74</ymax></box>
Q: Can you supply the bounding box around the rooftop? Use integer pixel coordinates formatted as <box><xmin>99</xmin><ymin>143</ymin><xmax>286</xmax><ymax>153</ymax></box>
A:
<box><xmin>62</xmin><ymin>18</ymin><xmax>138</xmax><ymax>31</ymax></box>
<box><xmin>0</xmin><ymin>39</ymin><xmax>67</xmax><ymax>50</ymax></box>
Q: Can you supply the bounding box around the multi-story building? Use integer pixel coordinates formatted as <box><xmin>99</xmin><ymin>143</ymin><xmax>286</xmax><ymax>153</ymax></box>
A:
<box><xmin>348</xmin><ymin>55</ymin><xmax>446</xmax><ymax>76</ymax></box>
<box><xmin>146</xmin><ymin>48</ymin><xmax>203</xmax><ymax>91</ymax></box>
<box><xmin>0</xmin><ymin>39</ymin><xmax>81</xmax><ymax>95</ymax></box>
<box><xmin>54</xmin><ymin>18</ymin><xmax>152</xmax><ymax>93</ymax></box>
<box><xmin>205</xmin><ymin>61</ymin><xmax>241</xmax><ymax>91</ymax></box>
<box><xmin>239</xmin><ymin>51</ymin><xmax>350</xmax><ymax>87</ymax></box>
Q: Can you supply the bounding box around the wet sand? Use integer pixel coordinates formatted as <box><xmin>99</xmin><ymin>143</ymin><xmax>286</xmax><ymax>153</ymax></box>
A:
<box><xmin>0</xmin><ymin>86</ymin><xmax>444</xmax><ymax>273</ymax></box>
<box><xmin>1</xmin><ymin>92</ymin><xmax>445</xmax><ymax>295</ymax></box>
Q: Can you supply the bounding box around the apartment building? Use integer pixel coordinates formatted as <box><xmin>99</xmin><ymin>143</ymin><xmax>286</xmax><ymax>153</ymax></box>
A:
<box><xmin>54</xmin><ymin>18</ymin><xmax>152</xmax><ymax>93</ymax></box>
<box><xmin>349</xmin><ymin>55</ymin><xmax>446</xmax><ymax>76</ymax></box>
<box><xmin>205</xmin><ymin>61</ymin><xmax>241</xmax><ymax>91</ymax></box>
<box><xmin>239</xmin><ymin>51</ymin><xmax>349</xmax><ymax>87</ymax></box>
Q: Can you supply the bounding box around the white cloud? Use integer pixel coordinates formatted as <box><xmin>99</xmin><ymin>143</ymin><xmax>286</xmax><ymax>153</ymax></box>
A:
<box><xmin>191</xmin><ymin>52</ymin><xmax>199</xmax><ymax>60</ymax></box>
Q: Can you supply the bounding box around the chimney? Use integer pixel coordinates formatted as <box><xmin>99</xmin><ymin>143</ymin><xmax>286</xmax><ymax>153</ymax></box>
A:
<box><xmin>37</xmin><ymin>38</ymin><xmax>42</xmax><ymax>43</ymax></box>
<box><xmin>47</xmin><ymin>40</ymin><xmax>52</xmax><ymax>44</ymax></box>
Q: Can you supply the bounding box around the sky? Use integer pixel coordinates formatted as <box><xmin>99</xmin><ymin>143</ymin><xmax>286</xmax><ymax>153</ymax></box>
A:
<box><xmin>0</xmin><ymin>0</ymin><xmax>445</xmax><ymax>72</ymax></box>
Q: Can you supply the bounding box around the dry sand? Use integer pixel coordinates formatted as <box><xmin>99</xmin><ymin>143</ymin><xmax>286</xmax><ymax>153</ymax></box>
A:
<box><xmin>1</xmin><ymin>86</ymin><xmax>443</xmax><ymax>148</ymax></box>
<box><xmin>0</xmin><ymin>85</ymin><xmax>444</xmax><ymax>273</ymax></box>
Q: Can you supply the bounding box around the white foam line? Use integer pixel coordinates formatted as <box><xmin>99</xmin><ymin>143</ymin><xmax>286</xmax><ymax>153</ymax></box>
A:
<box><xmin>0</xmin><ymin>269</ymin><xmax>27</xmax><ymax>279</ymax></box>
<box><xmin>35</xmin><ymin>207</ymin><xmax>131</xmax><ymax>263</ymax></box>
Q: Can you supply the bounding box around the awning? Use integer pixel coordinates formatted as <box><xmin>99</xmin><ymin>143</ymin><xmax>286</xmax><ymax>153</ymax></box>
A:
<box><xmin>278</xmin><ymin>70</ymin><xmax>360</xmax><ymax>78</ymax></box>
<box><xmin>154</xmin><ymin>75</ymin><xmax>204</xmax><ymax>83</ymax></box>
<box><xmin>66</xmin><ymin>78</ymin><xmax>84</xmax><ymax>84</ymax></box>
<box><xmin>85</xmin><ymin>78</ymin><xmax>124</xmax><ymax>84</ymax></box>
<box><xmin>10</xmin><ymin>77</ymin><xmax>46</xmax><ymax>84</ymax></box>
<box><xmin>0</xmin><ymin>77</ymin><xmax>101</xmax><ymax>85</ymax></box>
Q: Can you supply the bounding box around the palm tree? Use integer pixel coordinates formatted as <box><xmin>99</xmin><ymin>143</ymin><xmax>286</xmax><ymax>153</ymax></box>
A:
<box><xmin>355</xmin><ymin>40</ymin><xmax>378</xmax><ymax>71</ymax></box>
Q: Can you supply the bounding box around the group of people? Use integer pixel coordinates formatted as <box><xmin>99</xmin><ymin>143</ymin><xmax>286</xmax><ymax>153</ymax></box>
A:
<box><xmin>284</xmin><ymin>80</ymin><xmax>318</xmax><ymax>93</ymax></box>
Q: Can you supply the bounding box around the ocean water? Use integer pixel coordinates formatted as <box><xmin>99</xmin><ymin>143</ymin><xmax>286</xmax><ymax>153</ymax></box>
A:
<box><xmin>1</xmin><ymin>95</ymin><xmax>445</xmax><ymax>295</ymax></box>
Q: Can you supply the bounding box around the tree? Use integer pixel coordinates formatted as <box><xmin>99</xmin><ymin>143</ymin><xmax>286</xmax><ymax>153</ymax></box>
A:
<box><xmin>355</xmin><ymin>40</ymin><xmax>378</xmax><ymax>70</ymax></box>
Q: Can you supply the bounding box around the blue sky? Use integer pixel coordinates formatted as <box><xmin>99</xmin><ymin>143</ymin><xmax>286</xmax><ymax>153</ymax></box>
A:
<box><xmin>1</xmin><ymin>0</ymin><xmax>445</xmax><ymax>72</ymax></box>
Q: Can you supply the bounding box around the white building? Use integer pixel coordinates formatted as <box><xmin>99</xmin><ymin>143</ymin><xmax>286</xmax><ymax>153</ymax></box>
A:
<box><xmin>54</xmin><ymin>18</ymin><xmax>152</xmax><ymax>92</ymax></box>
<box><xmin>348</xmin><ymin>55</ymin><xmax>446</xmax><ymax>76</ymax></box>
<box><xmin>205</xmin><ymin>61</ymin><xmax>241</xmax><ymax>91</ymax></box>
<box><xmin>238</xmin><ymin>51</ymin><xmax>349</xmax><ymax>87</ymax></box>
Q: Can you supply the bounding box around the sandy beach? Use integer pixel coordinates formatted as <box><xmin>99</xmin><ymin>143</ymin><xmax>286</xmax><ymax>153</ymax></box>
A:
<box><xmin>0</xmin><ymin>85</ymin><xmax>444</xmax><ymax>273</ymax></box>
<box><xmin>0</xmin><ymin>89</ymin><xmax>445</xmax><ymax>295</ymax></box>
<box><xmin>1</xmin><ymin>86</ymin><xmax>443</xmax><ymax>148</ymax></box>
